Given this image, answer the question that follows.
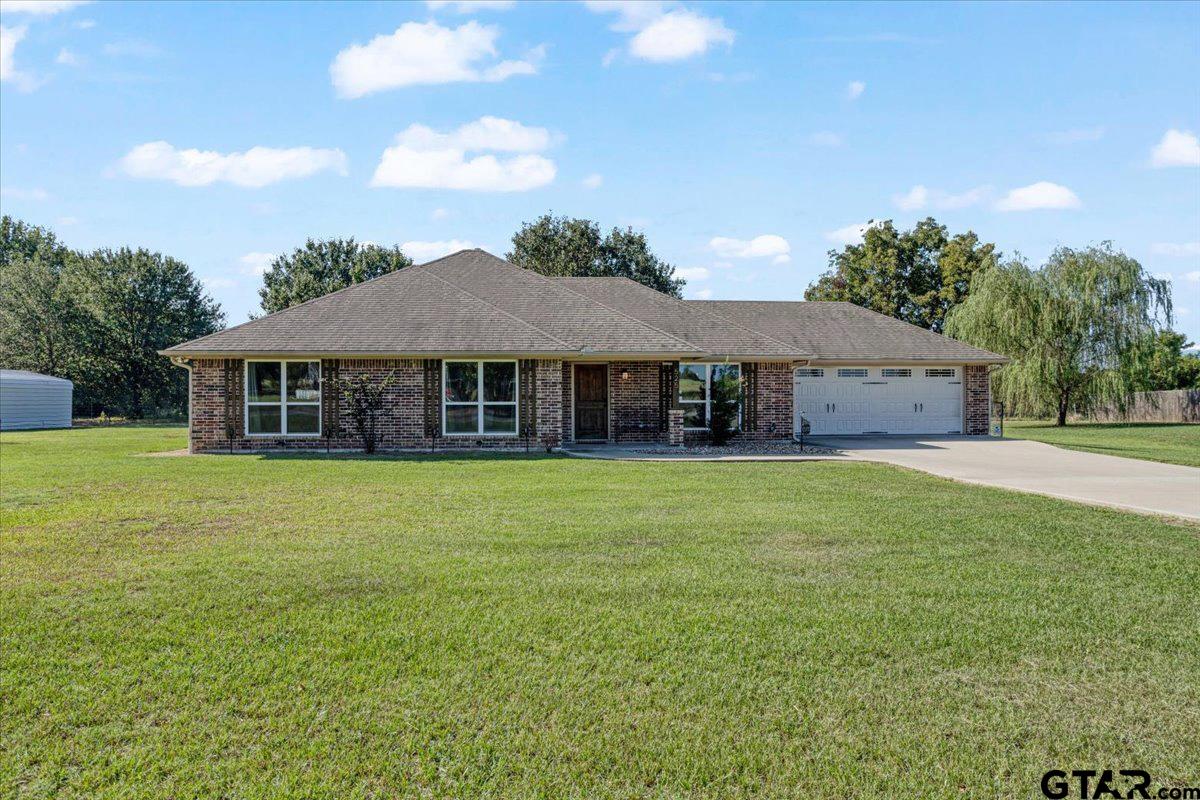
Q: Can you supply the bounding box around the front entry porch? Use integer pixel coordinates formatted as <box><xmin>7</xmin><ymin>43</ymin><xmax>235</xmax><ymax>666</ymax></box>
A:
<box><xmin>564</xmin><ymin>361</ymin><xmax>683</xmax><ymax>447</ymax></box>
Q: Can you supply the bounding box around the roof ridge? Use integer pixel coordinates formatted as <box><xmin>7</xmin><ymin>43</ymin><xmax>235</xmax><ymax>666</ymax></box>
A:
<box><xmin>542</xmin><ymin>274</ymin><xmax>704</xmax><ymax>353</ymax></box>
<box><xmin>835</xmin><ymin>302</ymin><xmax>1000</xmax><ymax>355</ymax></box>
<box><xmin>410</xmin><ymin>260</ymin><xmax>579</xmax><ymax>351</ymax></box>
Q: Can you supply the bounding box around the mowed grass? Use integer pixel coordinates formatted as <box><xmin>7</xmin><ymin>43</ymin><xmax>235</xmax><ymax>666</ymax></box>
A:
<box><xmin>2</xmin><ymin>427</ymin><xmax>1198</xmax><ymax>799</ymax></box>
<box><xmin>1004</xmin><ymin>419</ymin><xmax>1200</xmax><ymax>467</ymax></box>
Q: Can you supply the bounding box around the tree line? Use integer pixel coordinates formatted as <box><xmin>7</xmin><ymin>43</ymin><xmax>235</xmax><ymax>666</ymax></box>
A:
<box><xmin>0</xmin><ymin>216</ymin><xmax>223</xmax><ymax>418</ymax></box>
<box><xmin>1</xmin><ymin>212</ymin><xmax>1192</xmax><ymax>423</ymax></box>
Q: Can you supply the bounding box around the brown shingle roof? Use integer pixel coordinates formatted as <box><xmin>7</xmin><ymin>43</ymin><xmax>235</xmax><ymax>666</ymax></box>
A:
<box><xmin>163</xmin><ymin>248</ymin><xmax>1005</xmax><ymax>363</ymax></box>
<box><xmin>691</xmin><ymin>300</ymin><xmax>1005</xmax><ymax>363</ymax></box>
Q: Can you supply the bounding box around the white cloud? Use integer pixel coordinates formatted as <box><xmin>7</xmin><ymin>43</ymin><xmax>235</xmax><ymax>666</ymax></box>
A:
<box><xmin>55</xmin><ymin>215</ymin><xmax>77</xmax><ymax>226</ymax></box>
<box><xmin>892</xmin><ymin>184</ymin><xmax>991</xmax><ymax>211</ymax></box>
<box><xmin>0</xmin><ymin>0</ymin><xmax>90</xmax><ymax>14</ymax></box>
<box><xmin>675</xmin><ymin>266</ymin><xmax>710</xmax><ymax>281</ymax></box>
<box><xmin>994</xmin><ymin>181</ymin><xmax>1081</xmax><ymax>212</ymax></box>
<box><xmin>74</xmin><ymin>18</ymin><xmax>94</xmax><ymax>28</ymax></box>
<box><xmin>431</xmin><ymin>207</ymin><xmax>451</xmax><ymax>220</ymax></box>
<box><xmin>55</xmin><ymin>47</ymin><xmax>82</xmax><ymax>65</ymax></box>
<box><xmin>582</xmin><ymin>172</ymin><xmax>603</xmax><ymax>189</ymax></box>
<box><xmin>846</xmin><ymin>80</ymin><xmax>865</xmax><ymax>100</ymax></box>
<box><xmin>709</xmin><ymin>234</ymin><xmax>791</xmax><ymax>264</ymax></box>
<box><xmin>586</xmin><ymin>2</ymin><xmax>733</xmax><ymax>63</ymax></box>
<box><xmin>1046</xmin><ymin>126</ymin><xmax>1105</xmax><ymax>144</ymax></box>
<box><xmin>1</xmin><ymin>24</ymin><xmax>32</xmax><ymax>88</ymax></box>
<box><xmin>402</xmin><ymin>239</ymin><xmax>476</xmax><ymax>261</ymax></box>
<box><xmin>201</xmin><ymin>276</ymin><xmax>237</xmax><ymax>291</ymax></box>
<box><xmin>0</xmin><ymin>185</ymin><xmax>49</xmax><ymax>200</ymax></box>
<box><xmin>825</xmin><ymin>221</ymin><xmax>882</xmax><ymax>245</ymax></box>
<box><xmin>689</xmin><ymin>287</ymin><xmax>713</xmax><ymax>300</ymax></box>
<box><xmin>807</xmin><ymin>131</ymin><xmax>842</xmax><ymax>147</ymax></box>
<box><xmin>239</xmin><ymin>252</ymin><xmax>276</xmax><ymax>277</ymax></box>
<box><xmin>630</xmin><ymin>9</ymin><xmax>734</xmax><ymax>62</ymax></box>
<box><xmin>1151</xmin><ymin>242</ymin><xmax>1200</xmax><ymax>257</ymax></box>
<box><xmin>1150</xmin><ymin>129</ymin><xmax>1200</xmax><ymax>168</ymax></box>
<box><xmin>1185</xmin><ymin>271</ymin><xmax>1200</xmax><ymax>283</ymax></box>
<box><xmin>426</xmin><ymin>0</ymin><xmax>515</xmax><ymax>11</ymax></box>
<box><xmin>120</xmin><ymin>141</ymin><xmax>348</xmax><ymax>188</ymax></box>
<box><xmin>372</xmin><ymin>116</ymin><xmax>556</xmax><ymax>192</ymax></box>
<box><xmin>330</xmin><ymin>21</ymin><xmax>539</xmax><ymax>98</ymax></box>
<box><xmin>893</xmin><ymin>184</ymin><xmax>928</xmax><ymax>211</ymax></box>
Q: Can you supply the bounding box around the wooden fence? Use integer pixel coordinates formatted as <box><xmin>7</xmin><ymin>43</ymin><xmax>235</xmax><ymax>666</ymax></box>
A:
<box><xmin>1083</xmin><ymin>389</ymin><xmax>1200</xmax><ymax>423</ymax></box>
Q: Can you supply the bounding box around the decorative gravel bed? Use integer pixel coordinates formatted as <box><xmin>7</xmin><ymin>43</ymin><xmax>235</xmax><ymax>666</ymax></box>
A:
<box><xmin>636</xmin><ymin>440</ymin><xmax>839</xmax><ymax>456</ymax></box>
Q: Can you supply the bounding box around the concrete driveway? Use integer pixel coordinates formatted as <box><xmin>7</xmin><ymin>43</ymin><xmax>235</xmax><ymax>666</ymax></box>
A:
<box><xmin>807</xmin><ymin>435</ymin><xmax>1200</xmax><ymax>520</ymax></box>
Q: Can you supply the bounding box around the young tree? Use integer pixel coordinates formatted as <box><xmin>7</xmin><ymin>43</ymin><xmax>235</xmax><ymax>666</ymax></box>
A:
<box><xmin>337</xmin><ymin>371</ymin><xmax>395</xmax><ymax>454</ymax></box>
<box><xmin>945</xmin><ymin>244</ymin><xmax>1171</xmax><ymax>425</ymax></box>
<box><xmin>507</xmin><ymin>214</ymin><xmax>684</xmax><ymax>297</ymax></box>
<box><xmin>259</xmin><ymin>238</ymin><xmax>412</xmax><ymax>314</ymax></box>
<box><xmin>72</xmin><ymin>248</ymin><xmax>224</xmax><ymax>417</ymax></box>
<box><xmin>708</xmin><ymin>370</ymin><xmax>742</xmax><ymax>445</ymax></box>
<box><xmin>805</xmin><ymin>218</ymin><xmax>999</xmax><ymax>332</ymax></box>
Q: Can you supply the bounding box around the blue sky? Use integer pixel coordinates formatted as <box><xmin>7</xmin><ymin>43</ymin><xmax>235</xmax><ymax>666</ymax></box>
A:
<box><xmin>2</xmin><ymin>0</ymin><xmax>1198</xmax><ymax>340</ymax></box>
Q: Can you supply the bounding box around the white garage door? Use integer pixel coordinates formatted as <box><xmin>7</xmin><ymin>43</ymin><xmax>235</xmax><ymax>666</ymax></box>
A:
<box><xmin>794</xmin><ymin>366</ymin><xmax>963</xmax><ymax>435</ymax></box>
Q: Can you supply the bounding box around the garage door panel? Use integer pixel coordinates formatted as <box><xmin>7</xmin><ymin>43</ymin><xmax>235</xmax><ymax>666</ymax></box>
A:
<box><xmin>795</xmin><ymin>366</ymin><xmax>963</xmax><ymax>436</ymax></box>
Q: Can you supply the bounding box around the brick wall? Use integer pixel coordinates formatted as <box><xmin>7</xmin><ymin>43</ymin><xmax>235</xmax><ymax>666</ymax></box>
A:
<box><xmin>560</xmin><ymin>361</ymin><xmax>573</xmax><ymax>444</ymax></box>
<box><xmin>188</xmin><ymin>357</ymin><xmax>564</xmax><ymax>453</ymax></box>
<box><xmin>609</xmin><ymin>361</ymin><xmax>663</xmax><ymax>443</ymax></box>
<box><xmin>963</xmin><ymin>363</ymin><xmax>990</xmax><ymax>435</ymax></box>
<box><xmin>682</xmin><ymin>361</ymin><xmax>794</xmax><ymax>445</ymax></box>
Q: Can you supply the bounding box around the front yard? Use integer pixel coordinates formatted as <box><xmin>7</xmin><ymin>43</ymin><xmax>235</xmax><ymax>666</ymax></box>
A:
<box><xmin>2</xmin><ymin>426</ymin><xmax>1197</xmax><ymax>798</ymax></box>
<box><xmin>1004</xmin><ymin>419</ymin><xmax>1200</xmax><ymax>467</ymax></box>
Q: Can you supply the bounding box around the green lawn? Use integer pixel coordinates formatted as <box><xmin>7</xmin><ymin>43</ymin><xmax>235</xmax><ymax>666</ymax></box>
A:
<box><xmin>2</xmin><ymin>427</ymin><xmax>1198</xmax><ymax>798</ymax></box>
<box><xmin>1004</xmin><ymin>419</ymin><xmax>1200</xmax><ymax>467</ymax></box>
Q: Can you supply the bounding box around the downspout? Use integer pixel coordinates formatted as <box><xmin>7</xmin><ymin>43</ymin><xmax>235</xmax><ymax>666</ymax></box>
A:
<box><xmin>169</xmin><ymin>356</ymin><xmax>194</xmax><ymax>453</ymax></box>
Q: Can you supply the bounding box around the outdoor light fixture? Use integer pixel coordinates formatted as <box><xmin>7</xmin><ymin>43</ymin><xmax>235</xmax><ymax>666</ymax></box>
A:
<box><xmin>621</xmin><ymin>369</ymin><xmax>630</xmax><ymax>381</ymax></box>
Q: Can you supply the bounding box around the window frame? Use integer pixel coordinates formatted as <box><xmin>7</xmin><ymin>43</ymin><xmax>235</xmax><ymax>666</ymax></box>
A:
<box><xmin>881</xmin><ymin>368</ymin><xmax>912</xmax><ymax>378</ymax></box>
<box><xmin>244</xmin><ymin>359</ymin><xmax>322</xmax><ymax>438</ymax></box>
<box><xmin>925</xmin><ymin>367</ymin><xmax>956</xmax><ymax>378</ymax></box>
<box><xmin>679</xmin><ymin>362</ymin><xmax>741</xmax><ymax>432</ymax></box>
<box><xmin>837</xmin><ymin>368</ymin><xmax>869</xmax><ymax>378</ymax></box>
<box><xmin>442</xmin><ymin>359</ymin><xmax>519</xmax><ymax>437</ymax></box>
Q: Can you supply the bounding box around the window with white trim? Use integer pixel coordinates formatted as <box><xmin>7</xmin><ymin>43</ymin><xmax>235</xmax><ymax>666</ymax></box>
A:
<box><xmin>882</xmin><ymin>368</ymin><xmax>912</xmax><ymax>378</ymax></box>
<box><xmin>925</xmin><ymin>368</ymin><xmax>956</xmax><ymax>378</ymax></box>
<box><xmin>837</xmin><ymin>368</ymin><xmax>868</xmax><ymax>378</ymax></box>
<box><xmin>679</xmin><ymin>363</ymin><xmax>740</xmax><ymax>430</ymax></box>
<box><xmin>246</xmin><ymin>360</ymin><xmax>321</xmax><ymax>436</ymax></box>
<box><xmin>795</xmin><ymin>368</ymin><xmax>824</xmax><ymax>378</ymax></box>
<box><xmin>443</xmin><ymin>361</ymin><xmax>517</xmax><ymax>435</ymax></box>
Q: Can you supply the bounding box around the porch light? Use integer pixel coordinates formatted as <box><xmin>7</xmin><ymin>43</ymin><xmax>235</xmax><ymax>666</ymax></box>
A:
<box><xmin>620</xmin><ymin>369</ymin><xmax>630</xmax><ymax>381</ymax></box>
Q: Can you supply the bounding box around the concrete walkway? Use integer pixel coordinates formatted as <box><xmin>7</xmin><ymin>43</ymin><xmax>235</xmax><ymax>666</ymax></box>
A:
<box><xmin>808</xmin><ymin>435</ymin><xmax>1200</xmax><ymax>521</ymax></box>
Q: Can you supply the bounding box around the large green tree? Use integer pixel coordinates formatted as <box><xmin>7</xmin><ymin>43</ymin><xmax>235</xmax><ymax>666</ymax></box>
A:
<box><xmin>0</xmin><ymin>217</ymin><xmax>80</xmax><ymax>377</ymax></box>
<box><xmin>805</xmin><ymin>218</ymin><xmax>999</xmax><ymax>332</ymax></box>
<box><xmin>945</xmin><ymin>244</ymin><xmax>1171</xmax><ymax>425</ymax></box>
<box><xmin>507</xmin><ymin>214</ymin><xmax>684</xmax><ymax>297</ymax></box>
<box><xmin>259</xmin><ymin>238</ymin><xmax>412</xmax><ymax>314</ymax></box>
<box><xmin>71</xmin><ymin>248</ymin><xmax>224</xmax><ymax>417</ymax></box>
<box><xmin>1140</xmin><ymin>330</ymin><xmax>1200</xmax><ymax>390</ymax></box>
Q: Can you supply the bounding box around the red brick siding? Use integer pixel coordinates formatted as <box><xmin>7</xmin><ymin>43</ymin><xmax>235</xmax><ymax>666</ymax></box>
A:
<box><xmin>963</xmin><ymin>364</ymin><xmax>990</xmax><ymax>435</ymax></box>
<box><xmin>560</xmin><ymin>361</ymin><xmax>574</xmax><ymax>443</ymax></box>
<box><xmin>189</xmin><ymin>357</ymin><xmax>564</xmax><ymax>453</ymax></box>
<box><xmin>609</xmin><ymin>361</ymin><xmax>663</xmax><ymax>443</ymax></box>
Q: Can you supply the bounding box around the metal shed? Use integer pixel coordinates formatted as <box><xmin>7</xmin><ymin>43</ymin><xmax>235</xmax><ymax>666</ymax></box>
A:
<box><xmin>0</xmin><ymin>370</ymin><xmax>73</xmax><ymax>431</ymax></box>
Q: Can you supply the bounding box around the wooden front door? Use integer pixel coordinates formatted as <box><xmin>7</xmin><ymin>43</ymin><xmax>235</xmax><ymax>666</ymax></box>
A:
<box><xmin>574</xmin><ymin>364</ymin><xmax>608</xmax><ymax>441</ymax></box>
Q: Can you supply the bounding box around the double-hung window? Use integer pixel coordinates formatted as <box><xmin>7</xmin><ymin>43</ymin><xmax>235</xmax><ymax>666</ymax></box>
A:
<box><xmin>246</xmin><ymin>360</ymin><xmax>321</xmax><ymax>435</ymax></box>
<box><xmin>443</xmin><ymin>361</ymin><xmax>518</xmax><ymax>435</ymax></box>
<box><xmin>678</xmin><ymin>363</ymin><xmax>740</xmax><ymax>430</ymax></box>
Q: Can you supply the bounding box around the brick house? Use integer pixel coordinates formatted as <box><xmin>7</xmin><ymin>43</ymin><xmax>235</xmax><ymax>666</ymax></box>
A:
<box><xmin>162</xmin><ymin>249</ymin><xmax>1005</xmax><ymax>454</ymax></box>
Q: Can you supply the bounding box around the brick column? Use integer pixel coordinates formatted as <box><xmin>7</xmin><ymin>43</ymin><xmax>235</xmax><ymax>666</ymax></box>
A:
<box><xmin>668</xmin><ymin>408</ymin><xmax>684</xmax><ymax>446</ymax></box>
<box><xmin>536</xmin><ymin>359</ymin><xmax>563</xmax><ymax>448</ymax></box>
<box><xmin>963</xmin><ymin>364</ymin><xmax>991</xmax><ymax>435</ymax></box>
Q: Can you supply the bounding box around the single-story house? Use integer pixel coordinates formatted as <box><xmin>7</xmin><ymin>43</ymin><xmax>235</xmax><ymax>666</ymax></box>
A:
<box><xmin>161</xmin><ymin>249</ymin><xmax>1006</xmax><ymax>454</ymax></box>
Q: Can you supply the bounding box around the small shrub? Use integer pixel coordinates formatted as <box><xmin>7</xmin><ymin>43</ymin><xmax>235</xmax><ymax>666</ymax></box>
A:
<box><xmin>709</xmin><ymin>372</ymin><xmax>742</xmax><ymax>445</ymax></box>
<box><xmin>337</xmin><ymin>371</ymin><xmax>394</xmax><ymax>454</ymax></box>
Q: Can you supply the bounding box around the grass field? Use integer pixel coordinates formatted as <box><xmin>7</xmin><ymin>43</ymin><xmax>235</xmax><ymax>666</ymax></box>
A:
<box><xmin>1004</xmin><ymin>419</ymin><xmax>1200</xmax><ymax>467</ymax></box>
<box><xmin>2</xmin><ymin>426</ymin><xmax>1198</xmax><ymax>798</ymax></box>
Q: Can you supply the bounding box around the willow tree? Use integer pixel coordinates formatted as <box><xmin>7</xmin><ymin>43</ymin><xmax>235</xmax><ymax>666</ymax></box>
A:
<box><xmin>945</xmin><ymin>244</ymin><xmax>1171</xmax><ymax>425</ymax></box>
